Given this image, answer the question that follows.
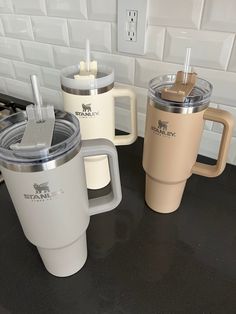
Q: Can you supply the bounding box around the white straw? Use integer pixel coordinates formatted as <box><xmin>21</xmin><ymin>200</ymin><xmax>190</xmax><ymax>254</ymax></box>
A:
<box><xmin>30</xmin><ymin>75</ymin><xmax>43</xmax><ymax>122</ymax></box>
<box><xmin>183</xmin><ymin>47</ymin><xmax>191</xmax><ymax>84</ymax></box>
<box><xmin>86</xmin><ymin>39</ymin><xmax>90</xmax><ymax>72</ymax></box>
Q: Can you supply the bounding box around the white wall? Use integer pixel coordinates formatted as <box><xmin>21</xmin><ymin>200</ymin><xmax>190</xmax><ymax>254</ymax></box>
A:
<box><xmin>0</xmin><ymin>0</ymin><xmax>236</xmax><ymax>164</ymax></box>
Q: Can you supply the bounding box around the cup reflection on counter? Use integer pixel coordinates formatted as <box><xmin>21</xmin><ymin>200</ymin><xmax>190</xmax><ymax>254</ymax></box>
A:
<box><xmin>87</xmin><ymin>187</ymin><xmax>143</xmax><ymax>259</ymax></box>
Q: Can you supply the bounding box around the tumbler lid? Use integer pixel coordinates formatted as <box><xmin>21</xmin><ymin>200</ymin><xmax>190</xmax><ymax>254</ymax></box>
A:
<box><xmin>61</xmin><ymin>40</ymin><xmax>114</xmax><ymax>95</ymax></box>
<box><xmin>61</xmin><ymin>64</ymin><xmax>114</xmax><ymax>95</ymax></box>
<box><xmin>148</xmin><ymin>74</ymin><xmax>212</xmax><ymax>114</ymax></box>
<box><xmin>10</xmin><ymin>75</ymin><xmax>56</xmax><ymax>152</ymax></box>
<box><xmin>149</xmin><ymin>48</ymin><xmax>212</xmax><ymax>114</ymax></box>
<box><xmin>0</xmin><ymin>110</ymin><xmax>81</xmax><ymax>172</ymax></box>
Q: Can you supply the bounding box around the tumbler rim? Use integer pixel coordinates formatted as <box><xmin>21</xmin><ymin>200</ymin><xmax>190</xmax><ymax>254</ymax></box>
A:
<box><xmin>61</xmin><ymin>64</ymin><xmax>114</xmax><ymax>95</ymax></box>
<box><xmin>148</xmin><ymin>74</ymin><xmax>213</xmax><ymax>114</ymax></box>
<box><xmin>0</xmin><ymin>110</ymin><xmax>81</xmax><ymax>172</ymax></box>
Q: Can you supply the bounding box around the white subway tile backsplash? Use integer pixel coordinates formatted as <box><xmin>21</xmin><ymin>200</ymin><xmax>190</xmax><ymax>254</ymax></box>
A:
<box><xmin>32</xmin><ymin>17</ymin><xmax>69</xmax><ymax>46</ymax></box>
<box><xmin>233</xmin><ymin>141</ymin><xmax>236</xmax><ymax>164</ymax></box>
<box><xmin>87</xmin><ymin>0</ymin><xmax>116</xmax><ymax>22</ymax></box>
<box><xmin>0</xmin><ymin>57</ymin><xmax>15</xmax><ymax>78</ymax></box>
<box><xmin>136</xmin><ymin>112</ymin><xmax>146</xmax><ymax>137</ymax></box>
<box><xmin>114</xmin><ymin>82</ymin><xmax>133</xmax><ymax>110</ymax></box>
<box><xmin>135</xmin><ymin>58</ymin><xmax>182</xmax><ymax>88</ymax></box>
<box><xmin>111</xmin><ymin>22</ymin><xmax>117</xmax><ymax>53</ymax></box>
<box><xmin>41</xmin><ymin>87</ymin><xmax>63</xmax><ymax>109</ymax></box>
<box><xmin>202</xmin><ymin>0</ymin><xmax>236</xmax><ymax>33</ymax></box>
<box><xmin>41</xmin><ymin>67</ymin><xmax>61</xmax><ymax>90</ymax></box>
<box><xmin>212</xmin><ymin>105</ymin><xmax>236</xmax><ymax>137</ymax></box>
<box><xmin>12</xmin><ymin>0</ymin><xmax>46</xmax><ymax>15</ymax></box>
<box><xmin>46</xmin><ymin>0</ymin><xmax>87</xmax><ymax>19</ymax></box>
<box><xmin>199</xmin><ymin>130</ymin><xmax>236</xmax><ymax>164</ymax></box>
<box><xmin>68</xmin><ymin>19</ymin><xmax>111</xmax><ymax>53</ymax></box>
<box><xmin>13</xmin><ymin>61</ymin><xmax>43</xmax><ymax>84</ymax></box>
<box><xmin>92</xmin><ymin>52</ymin><xmax>135</xmax><ymax>84</ymax></box>
<box><xmin>148</xmin><ymin>0</ymin><xmax>204</xmax><ymax>29</ymax></box>
<box><xmin>145</xmin><ymin>26</ymin><xmax>165</xmax><ymax>60</ymax></box>
<box><xmin>1</xmin><ymin>15</ymin><xmax>33</xmax><ymax>40</ymax></box>
<box><xmin>195</xmin><ymin>66</ymin><xmax>236</xmax><ymax>107</ymax></box>
<box><xmin>0</xmin><ymin>37</ymin><xmax>23</xmax><ymax>60</ymax></box>
<box><xmin>115</xmin><ymin>106</ymin><xmax>131</xmax><ymax>133</ymax></box>
<box><xmin>0</xmin><ymin>77</ymin><xmax>7</xmax><ymax>93</ymax></box>
<box><xmin>0</xmin><ymin>19</ymin><xmax>4</xmax><ymax>35</ymax></box>
<box><xmin>115</xmin><ymin>106</ymin><xmax>146</xmax><ymax>137</ymax></box>
<box><xmin>0</xmin><ymin>0</ymin><xmax>13</xmax><ymax>13</ymax></box>
<box><xmin>232</xmin><ymin>143</ymin><xmax>236</xmax><ymax>164</ymax></box>
<box><xmin>117</xmin><ymin>106</ymin><xmax>140</xmax><ymax>133</ymax></box>
<box><xmin>0</xmin><ymin>0</ymin><xmax>234</xmax><ymax>165</ymax></box>
<box><xmin>228</xmin><ymin>40</ymin><xmax>236</xmax><ymax>73</ymax></box>
<box><xmin>204</xmin><ymin>103</ymin><xmax>218</xmax><ymax>131</ymax></box>
<box><xmin>53</xmin><ymin>46</ymin><xmax>85</xmax><ymax>68</ymax></box>
<box><xmin>5</xmin><ymin>78</ymin><xmax>33</xmax><ymax>101</ymax></box>
<box><xmin>164</xmin><ymin>28</ymin><xmax>234</xmax><ymax>70</ymax></box>
<box><xmin>134</xmin><ymin>86</ymin><xmax>148</xmax><ymax>114</ymax></box>
<box><xmin>114</xmin><ymin>83</ymin><xmax>148</xmax><ymax>114</ymax></box>
<box><xmin>22</xmin><ymin>41</ymin><xmax>54</xmax><ymax>67</ymax></box>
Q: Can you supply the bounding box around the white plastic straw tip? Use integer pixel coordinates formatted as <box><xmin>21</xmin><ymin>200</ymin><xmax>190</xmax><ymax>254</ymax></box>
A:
<box><xmin>30</xmin><ymin>74</ymin><xmax>43</xmax><ymax>122</ymax></box>
<box><xmin>30</xmin><ymin>74</ymin><xmax>38</xmax><ymax>86</ymax></box>
<box><xmin>186</xmin><ymin>47</ymin><xmax>191</xmax><ymax>55</ymax></box>
<box><xmin>85</xmin><ymin>39</ymin><xmax>90</xmax><ymax>72</ymax></box>
<box><xmin>86</xmin><ymin>39</ymin><xmax>90</xmax><ymax>49</ymax></box>
<box><xmin>183</xmin><ymin>47</ymin><xmax>192</xmax><ymax>84</ymax></box>
<box><xmin>184</xmin><ymin>48</ymin><xmax>191</xmax><ymax>72</ymax></box>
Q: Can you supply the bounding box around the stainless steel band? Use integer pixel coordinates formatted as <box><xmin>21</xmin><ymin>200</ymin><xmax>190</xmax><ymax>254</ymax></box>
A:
<box><xmin>0</xmin><ymin>143</ymin><xmax>81</xmax><ymax>172</ymax></box>
<box><xmin>149</xmin><ymin>98</ymin><xmax>209</xmax><ymax>114</ymax></box>
<box><xmin>61</xmin><ymin>83</ymin><xmax>114</xmax><ymax>95</ymax></box>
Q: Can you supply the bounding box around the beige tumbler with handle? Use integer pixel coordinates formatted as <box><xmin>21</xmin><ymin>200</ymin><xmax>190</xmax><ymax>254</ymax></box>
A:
<box><xmin>61</xmin><ymin>63</ymin><xmax>137</xmax><ymax>190</ymax></box>
<box><xmin>143</xmin><ymin>71</ymin><xmax>234</xmax><ymax>214</ymax></box>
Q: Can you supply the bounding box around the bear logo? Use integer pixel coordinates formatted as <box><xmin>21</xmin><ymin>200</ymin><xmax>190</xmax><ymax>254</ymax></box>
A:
<box><xmin>33</xmin><ymin>183</ymin><xmax>50</xmax><ymax>194</ymax></box>
<box><xmin>82</xmin><ymin>104</ymin><xmax>92</xmax><ymax>112</ymax></box>
<box><xmin>158</xmin><ymin>120</ymin><xmax>168</xmax><ymax>131</ymax></box>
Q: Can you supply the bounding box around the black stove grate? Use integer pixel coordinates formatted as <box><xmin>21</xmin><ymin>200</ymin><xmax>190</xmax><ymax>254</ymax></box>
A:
<box><xmin>0</xmin><ymin>93</ymin><xmax>31</xmax><ymax>116</ymax></box>
<box><xmin>0</xmin><ymin>93</ymin><xmax>31</xmax><ymax>183</ymax></box>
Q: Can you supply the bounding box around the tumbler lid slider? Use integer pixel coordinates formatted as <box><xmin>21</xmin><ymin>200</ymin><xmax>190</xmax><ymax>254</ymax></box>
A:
<box><xmin>74</xmin><ymin>39</ymin><xmax>98</xmax><ymax>80</ymax></box>
<box><xmin>161</xmin><ymin>48</ymin><xmax>197</xmax><ymax>103</ymax></box>
<box><xmin>10</xmin><ymin>75</ymin><xmax>55</xmax><ymax>151</ymax></box>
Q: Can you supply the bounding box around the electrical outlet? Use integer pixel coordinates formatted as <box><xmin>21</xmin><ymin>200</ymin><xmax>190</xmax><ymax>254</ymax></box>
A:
<box><xmin>118</xmin><ymin>0</ymin><xmax>148</xmax><ymax>55</ymax></box>
<box><xmin>127</xmin><ymin>10</ymin><xmax>137</xmax><ymax>23</ymax></box>
<box><xmin>126</xmin><ymin>29</ymin><xmax>137</xmax><ymax>42</ymax></box>
<box><xmin>126</xmin><ymin>10</ymin><xmax>137</xmax><ymax>42</ymax></box>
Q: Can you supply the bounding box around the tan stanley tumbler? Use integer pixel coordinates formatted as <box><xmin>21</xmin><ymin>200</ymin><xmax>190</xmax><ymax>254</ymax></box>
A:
<box><xmin>143</xmin><ymin>72</ymin><xmax>234</xmax><ymax>214</ymax></box>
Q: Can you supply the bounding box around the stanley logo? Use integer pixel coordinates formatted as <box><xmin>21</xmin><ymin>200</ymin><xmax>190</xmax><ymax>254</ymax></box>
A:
<box><xmin>82</xmin><ymin>104</ymin><xmax>91</xmax><ymax>112</ymax></box>
<box><xmin>24</xmin><ymin>182</ymin><xmax>64</xmax><ymax>202</ymax></box>
<box><xmin>151</xmin><ymin>120</ymin><xmax>176</xmax><ymax>138</ymax></box>
<box><xmin>75</xmin><ymin>103</ymin><xmax>99</xmax><ymax>118</ymax></box>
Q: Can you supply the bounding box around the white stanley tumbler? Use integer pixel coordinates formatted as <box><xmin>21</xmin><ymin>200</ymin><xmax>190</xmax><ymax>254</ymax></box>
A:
<box><xmin>61</xmin><ymin>40</ymin><xmax>137</xmax><ymax>190</ymax></box>
<box><xmin>0</xmin><ymin>78</ymin><xmax>122</xmax><ymax>277</ymax></box>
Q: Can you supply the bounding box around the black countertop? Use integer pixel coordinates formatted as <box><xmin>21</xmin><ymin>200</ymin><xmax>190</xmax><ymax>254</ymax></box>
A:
<box><xmin>1</xmin><ymin>136</ymin><xmax>236</xmax><ymax>314</ymax></box>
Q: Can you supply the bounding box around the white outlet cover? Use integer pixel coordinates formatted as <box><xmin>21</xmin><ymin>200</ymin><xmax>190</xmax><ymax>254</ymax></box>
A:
<box><xmin>118</xmin><ymin>0</ymin><xmax>148</xmax><ymax>55</ymax></box>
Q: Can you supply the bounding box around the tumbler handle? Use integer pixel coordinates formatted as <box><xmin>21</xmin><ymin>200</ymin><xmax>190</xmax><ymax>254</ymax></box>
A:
<box><xmin>112</xmin><ymin>88</ymin><xmax>137</xmax><ymax>145</ymax></box>
<box><xmin>80</xmin><ymin>139</ymin><xmax>122</xmax><ymax>216</ymax></box>
<box><xmin>192</xmin><ymin>107</ymin><xmax>234</xmax><ymax>177</ymax></box>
